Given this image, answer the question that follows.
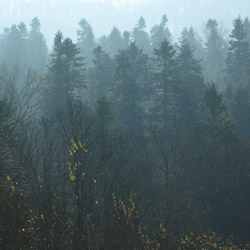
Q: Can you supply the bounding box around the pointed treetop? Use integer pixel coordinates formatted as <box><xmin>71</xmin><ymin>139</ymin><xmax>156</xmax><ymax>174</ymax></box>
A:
<box><xmin>137</xmin><ymin>16</ymin><xmax>146</xmax><ymax>30</ymax></box>
<box><xmin>160</xmin><ymin>15</ymin><xmax>168</xmax><ymax>28</ymax></box>
<box><xmin>230</xmin><ymin>16</ymin><xmax>246</xmax><ymax>41</ymax></box>
<box><xmin>31</xmin><ymin>17</ymin><xmax>41</xmax><ymax>32</ymax></box>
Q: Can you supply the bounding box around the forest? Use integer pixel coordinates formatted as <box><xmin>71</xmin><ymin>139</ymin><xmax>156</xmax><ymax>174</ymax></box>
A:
<box><xmin>1</xmin><ymin>14</ymin><xmax>250</xmax><ymax>249</ymax></box>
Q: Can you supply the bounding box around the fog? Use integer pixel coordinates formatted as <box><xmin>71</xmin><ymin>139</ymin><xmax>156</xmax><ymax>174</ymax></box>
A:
<box><xmin>1</xmin><ymin>1</ymin><xmax>250</xmax><ymax>249</ymax></box>
<box><xmin>1</xmin><ymin>0</ymin><xmax>250</xmax><ymax>46</ymax></box>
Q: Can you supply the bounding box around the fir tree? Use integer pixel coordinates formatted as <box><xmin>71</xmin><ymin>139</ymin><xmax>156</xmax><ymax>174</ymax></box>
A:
<box><xmin>45</xmin><ymin>31</ymin><xmax>86</xmax><ymax>116</ymax></box>
<box><xmin>225</xmin><ymin>16</ymin><xmax>249</xmax><ymax>85</ymax></box>
<box><xmin>28</xmin><ymin>17</ymin><xmax>48</xmax><ymax>73</ymax></box>
<box><xmin>175</xmin><ymin>38</ymin><xmax>204</xmax><ymax>131</ymax></box>
<box><xmin>114</xmin><ymin>42</ymin><xmax>150</xmax><ymax>132</ymax></box>
<box><xmin>152</xmin><ymin>39</ymin><xmax>176</xmax><ymax>124</ymax></box>
<box><xmin>151</xmin><ymin>15</ymin><xmax>171</xmax><ymax>49</ymax></box>
<box><xmin>132</xmin><ymin>16</ymin><xmax>151</xmax><ymax>54</ymax></box>
<box><xmin>77</xmin><ymin>18</ymin><xmax>96</xmax><ymax>67</ymax></box>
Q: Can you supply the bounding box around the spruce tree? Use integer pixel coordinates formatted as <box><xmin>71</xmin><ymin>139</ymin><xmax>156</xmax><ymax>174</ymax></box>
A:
<box><xmin>88</xmin><ymin>46</ymin><xmax>114</xmax><ymax>104</ymax></box>
<box><xmin>151</xmin><ymin>15</ymin><xmax>171</xmax><ymax>49</ymax></box>
<box><xmin>198</xmin><ymin>83</ymin><xmax>233</xmax><ymax>142</ymax></box>
<box><xmin>180</xmin><ymin>26</ymin><xmax>203</xmax><ymax>60</ymax></box>
<box><xmin>107</xmin><ymin>27</ymin><xmax>123</xmax><ymax>58</ymax></box>
<box><xmin>152</xmin><ymin>39</ymin><xmax>176</xmax><ymax>125</ymax></box>
<box><xmin>28</xmin><ymin>17</ymin><xmax>48</xmax><ymax>73</ymax></box>
<box><xmin>114</xmin><ymin>42</ymin><xmax>150</xmax><ymax>132</ymax></box>
<box><xmin>204</xmin><ymin>19</ymin><xmax>226</xmax><ymax>87</ymax></box>
<box><xmin>132</xmin><ymin>16</ymin><xmax>151</xmax><ymax>54</ymax></box>
<box><xmin>175</xmin><ymin>38</ymin><xmax>204</xmax><ymax>131</ymax></box>
<box><xmin>77</xmin><ymin>18</ymin><xmax>96</xmax><ymax>67</ymax></box>
<box><xmin>45</xmin><ymin>31</ymin><xmax>86</xmax><ymax>116</ymax></box>
<box><xmin>225</xmin><ymin>16</ymin><xmax>249</xmax><ymax>85</ymax></box>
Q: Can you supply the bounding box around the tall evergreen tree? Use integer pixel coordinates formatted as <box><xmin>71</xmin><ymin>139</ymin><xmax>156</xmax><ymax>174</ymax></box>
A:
<box><xmin>243</xmin><ymin>17</ymin><xmax>250</xmax><ymax>43</ymax></box>
<box><xmin>151</xmin><ymin>15</ymin><xmax>171</xmax><ymax>50</ymax></box>
<box><xmin>122</xmin><ymin>31</ymin><xmax>131</xmax><ymax>48</ymax></box>
<box><xmin>107</xmin><ymin>27</ymin><xmax>123</xmax><ymax>58</ymax></box>
<box><xmin>198</xmin><ymin>83</ymin><xmax>233</xmax><ymax>142</ymax></box>
<box><xmin>132</xmin><ymin>16</ymin><xmax>151</xmax><ymax>54</ymax></box>
<box><xmin>87</xmin><ymin>46</ymin><xmax>114</xmax><ymax>104</ymax></box>
<box><xmin>152</xmin><ymin>39</ymin><xmax>176</xmax><ymax>125</ymax></box>
<box><xmin>175</xmin><ymin>38</ymin><xmax>204</xmax><ymax>131</ymax></box>
<box><xmin>204</xmin><ymin>19</ymin><xmax>226</xmax><ymax>87</ymax></box>
<box><xmin>45</xmin><ymin>31</ymin><xmax>86</xmax><ymax>116</ymax></box>
<box><xmin>28</xmin><ymin>17</ymin><xmax>48</xmax><ymax>73</ymax></box>
<box><xmin>77</xmin><ymin>18</ymin><xmax>96</xmax><ymax>67</ymax></box>
<box><xmin>114</xmin><ymin>42</ymin><xmax>150</xmax><ymax>132</ymax></box>
<box><xmin>225</xmin><ymin>16</ymin><xmax>249</xmax><ymax>85</ymax></box>
<box><xmin>180</xmin><ymin>26</ymin><xmax>203</xmax><ymax>60</ymax></box>
<box><xmin>2</xmin><ymin>23</ymin><xmax>28</xmax><ymax>75</ymax></box>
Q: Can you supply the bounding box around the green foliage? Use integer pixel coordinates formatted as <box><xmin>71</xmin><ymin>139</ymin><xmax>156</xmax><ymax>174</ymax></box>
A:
<box><xmin>77</xmin><ymin>18</ymin><xmax>96</xmax><ymax>67</ymax></box>
<box><xmin>198</xmin><ymin>83</ymin><xmax>233</xmax><ymax>141</ymax></box>
<box><xmin>152</xmin><ymin>39</ymin><xmax>176</xmax><ymax>123</ymax></box>
<box><xmin>226</xmin><ymin>16</ymin><xmax>249</xmax><ymax>85</ymax></box>
<box><xmin>45</xmin><ymin>31</ymin><xmax>86</xmax><ymax>116</ymax></box>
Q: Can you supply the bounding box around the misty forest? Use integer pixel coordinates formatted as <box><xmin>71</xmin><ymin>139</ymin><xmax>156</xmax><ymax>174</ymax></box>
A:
<box><xmin>1</xmin><ymin>11</ymin><xmax>250</xmax><ymax>250</ymax></box>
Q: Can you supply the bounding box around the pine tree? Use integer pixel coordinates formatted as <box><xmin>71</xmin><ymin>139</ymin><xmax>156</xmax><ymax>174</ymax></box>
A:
<box><xmin>28</xmin><ymin>17</ymin><xmax>48</xmax><ymax>73</ymax></box>
<box><xmin>114</xmin><ymin>42</ymin><xmax>150</xmax><ymax>132</ymax></box>
<box><xmin>152</xmin><ymin>39</ymin><xmax>176</xmax><ymax>124</ymax></box>
<box><xmin>151</xmin><ymin>15</ymin><xmax>171</xmax><ymax>49</ymax></box>
<box><xmin>204</xmin><ymin>19</ymin><xmax>226</xmax><ymax>87</ymax></box>
<box><xmin>122</xmin><ymin>31</ymin><xmax>131</xmax><ymax>48</ymax></box>
<box><xmin>198</xmin><ymin>83</ymin><xmax>233</xmax><ymax>142</ymax></box>
<box><xmin>88</xmin><ymin>46</ymin><xmax>114</xmax><ymax>104</ymax></box>
<box><xmin>225</xmin><ymin>16</ymin><xmax>249</xmax><ymax>85</ymax></box>
<box><xmin>180</xmin><ymin>26</ymin><xmax>203</xmax><ymax>60</ymax></box>
<box><xmin>107</xmin><ymin>27</ymin><xmax>123</xmax><ymax>58</ymax></box>
<box><xmin>77</xmin><ymin>18</ymin><xmax>96</xmax><ymax>67</ymax></box>
<box><xmin>45</xmin><ymin>31</ymin><xmax>86</xmax><ymax>116</ymax></box>
<box><xmin>2</xmin><ymin>23</ymin><xmax>28</xmax><ymax>74</ymax></box>
<box><xmin>175</xmin><ymin>38</ymin><xmax>204</xmax><ymax>131</ymax></box>
<box><xmin>132</xmin><ymin>16</ymin><xmax>151</xmax><ymax>54</ymax></box>
<box><xmin>243</xmin><ymin>17</ymin><xmax>250</xmax><ymax>43</ymax></box>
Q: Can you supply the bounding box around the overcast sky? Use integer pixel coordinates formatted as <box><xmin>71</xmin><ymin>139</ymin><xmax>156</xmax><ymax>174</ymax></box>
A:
<box><xmin>1</xmin><ymin>0</ymin><xmax>250</xmax><ymax>47</ymax></box>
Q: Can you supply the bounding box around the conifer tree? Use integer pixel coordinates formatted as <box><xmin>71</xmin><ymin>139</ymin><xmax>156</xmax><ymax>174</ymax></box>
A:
<box><xmin>107</xmin><ymin>27</ymin><xmax>123</xmax><ymax>58</ymax></box>
<box><xmin>180</xmin><ymin>26</ymin><xmax>203</xmax><ymax>60</ymax></box>
<box><xmin>114</xmin><ymin>42</ymin><xmax>150</xmax><ymax>132</ymax></box>
<box><xmin>88</xmin><ymin>46</ymin><xmax>114</xmax><ymax>104</ymax></box>
<box><xmin>204</xmin><ymin>19</ymin><xmax>226</xmax><ymax>87</ymax></box>
<box><xmin>151</xmin><ymin>15</ymin><xmax>171</xmax><ymax>49</ymax></box>
<box><xmin>198</xmin><ymin>83</ymin><xmax>233</xmax><ymax>142</ymax></box>
<box><xmin>77</xmin><ymin>18</ymin><xmax>96</xmax><ymax>67</ymax></box>
<box><xmin>45</xmin><ymin>31</ymin><xmax>86</xmax><ymax>116</ymax></box>
<box><xmin>175</xmin><ymin>38</ymin><xmax>204</xmax><ymax>131</ymax></box>
<box><xmin>28</xmin><ymin>17</ymin><xmax>48</xmax><ymax>73</ymax></box>
<box><xmin>2</xmin><ymin>23</ymin><xmax>28</xmax><ymax>74</ymax></box>
<box><xmin>132</xmin><ymin>16</ymin><xmax>151</xmax><ymax>54</ymax></box>
<box><xmin>152</xmin><ymin>39</ymin><xmax>176</xmax><ymax>125</ymax></box>
<box><xmin>225</xmin><ymin>16</ymin><xmax>249</xmax><ymax>85</ymax></box>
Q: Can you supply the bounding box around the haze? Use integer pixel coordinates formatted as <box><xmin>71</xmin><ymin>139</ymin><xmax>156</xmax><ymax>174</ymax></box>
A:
<box><xmin>1</xmin><ymin>0</ymin><xmax>250</xmax><ymax>46</ymax></box>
